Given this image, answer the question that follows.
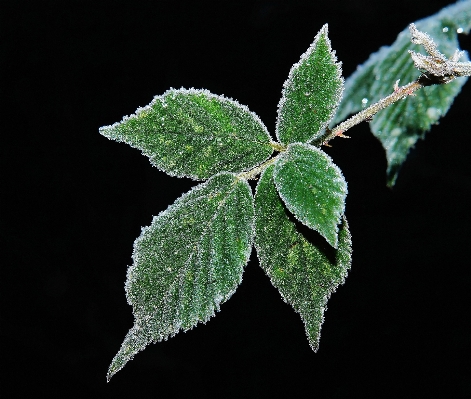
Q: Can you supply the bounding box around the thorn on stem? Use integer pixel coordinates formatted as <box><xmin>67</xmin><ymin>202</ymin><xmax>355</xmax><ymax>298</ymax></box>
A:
<box><xmin>394</xmin><ymin>79</ymin><xmax>401</xmax><ymax>92</ymax></box>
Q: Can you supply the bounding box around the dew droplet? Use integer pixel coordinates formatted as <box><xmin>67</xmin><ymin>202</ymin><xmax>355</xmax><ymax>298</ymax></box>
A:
<box><xmin>442</xmin><ymin>27</ymin><xmax>449</xmax><ymax>33</ymax></box>
<box><xmin>304</xmin><ymin>92</ymin><xmax>311</xmax><ymax>96</ymax></box>
<box><xmin>427</xmin><ymin>107</ymin><xmax>440</xmax><ymax>119</ymax></box>
<box><xmin>457</xmin><ymin>27</ymin><xmax>464</xmax><ymax>34</ymax></box>
<box><xmin>390</xmin><ymin>127</ymin><xmax>402</xmax><ymax>137</ymax></box>
<box><xmin>361</xmin><ymin>98</ymin><xmax>368</xmax><ymax>106</ymax></box>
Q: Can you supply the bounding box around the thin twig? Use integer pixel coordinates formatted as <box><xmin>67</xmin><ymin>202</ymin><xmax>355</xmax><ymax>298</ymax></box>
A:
<box><xmin>319</xmin><ymin>80</ymin><xmax>422</xmax><ymax>145</ymax></box>
<box><xmin>317</xmin><ymin>23</ymin><xmax>471</xmax><ymax>146</ymax></box>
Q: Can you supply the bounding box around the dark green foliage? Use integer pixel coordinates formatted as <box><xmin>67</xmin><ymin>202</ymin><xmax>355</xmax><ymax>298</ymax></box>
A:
<box><xmin>333</xmin><ymin>0</ymin><xmax>471</xmax><ymax>185</ymax></box>
<box><xmin>107</xmin><ymin>173</ymin><xmax>254</xmax><ymax>380</ymax></box>
<box><xmin>255</xmin><ymin>164</ymin><xmax>351</xmax><ymax>350</ymax></box>
<box><xmin>100</xmin><ymin>88</ymin><xmax>274</xmax><ymax>180</ymax></box>
<box><xmin>273</xmin><ymin>144</ymin><xmax>347</xmax><ymax>248</ymax></box>
<box><xmin>276</xmin><ymin>25</ymin><xmax>344</xmax><ymax>145</ymax></box>
<box><xmin>103</xmin><ymin>4</ymin><xmax>470</xmax><ymax>379</ymax></box>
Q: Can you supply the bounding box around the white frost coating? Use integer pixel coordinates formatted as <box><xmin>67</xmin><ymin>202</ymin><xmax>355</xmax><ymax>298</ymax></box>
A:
<box><xmin>99</xmin><ymin>87</ymin><xmax>275</xmax><ymax>181</ymax></box>
<box><xmin>275</xmin><ymin>24</ymin><xmax>344</xmax><ymax>144</ymax></box>
<box><xmin>129</xmin><ymin>172</ymin><xmax>253</xmax><ymax>313</ymax></box>
<box><xmin>108</xmin><ymin>172</ymin><xmax>254</xmax><ymax>380</ymax></box>
<box><xmin>254</xmin><ymin>165</ymin><xmax>352</xmax><ymax>352</ymax></box>
<box><xmin>100</xmin><ymin>87</ymin><xmax>272</xmax><ymax>140</ymax></box>
<box><xmin>273</xmin><ymin>143</ymin><xmax>347</xmax><ymax>248</ymax></box>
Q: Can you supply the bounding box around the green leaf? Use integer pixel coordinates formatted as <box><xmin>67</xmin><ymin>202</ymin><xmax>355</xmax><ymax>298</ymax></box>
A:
<box><xmin>107</xmin><ymin>173</ymin><xmax>254</xmax><ymax>381</ymax></box>
<box><xmin>332</xmin><ymin>0</ymin><xmax>471</xmax><ymax>185</ymax></box>
<box><xmin>100</xmin><ymin>88</ymin><xmax>274</xmax><ymax>180</ymax></box>
<box><xmin>273</xmin><ymin>143</ymin><xmax>347</xmax><ymax>248</ymax></box>
<box><xmin>276</xmin><ymin>24</ymin><xmax>344</xmax><ymax>145</ymax></box>
<box><xmin>254</xmin><ymin>164</ymin><xmax>352</xmax><ymax>351</ymax></box>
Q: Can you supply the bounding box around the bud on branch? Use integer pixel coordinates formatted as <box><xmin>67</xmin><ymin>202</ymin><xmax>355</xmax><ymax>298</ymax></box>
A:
<box><xmin>409</xmin><ymin>23</ymin><xmax>471</xmax><ymax>84</ymax></box>
<box><xmin>319</xmin><ymin>23</ymin><xmax>471</xmax><ymax>146</ymax></box>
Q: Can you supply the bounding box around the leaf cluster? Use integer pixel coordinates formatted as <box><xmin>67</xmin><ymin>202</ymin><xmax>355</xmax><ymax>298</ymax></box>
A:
<box><xmin>102</xmin><ymin>25</ymin><xmax>350</xmax><ymax>380</ymax></box>
<box><xmin>100</xmin><ymin>1</ymin><xmax>470</xmax><ymax>381</ymax></box>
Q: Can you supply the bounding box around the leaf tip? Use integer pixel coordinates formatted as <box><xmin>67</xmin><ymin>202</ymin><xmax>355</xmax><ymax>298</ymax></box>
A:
<box><xmin>106</xmin><ymin>356</ymin><xmax>123</xmax><ymax>383</ymax></box>
<box><xmin>327</xmin><ymin>234</ymin><xmax>339</xmax><ymax>249</ymax></box>
<box><xmin>320</xmin><ymin>23</ymin><xmax>329</xmax><ymax>34</ymax></box>
<box><xmin>98</xmin><ymin>125</ymin><xmax>110</xmax><ymax>137</ymax></box>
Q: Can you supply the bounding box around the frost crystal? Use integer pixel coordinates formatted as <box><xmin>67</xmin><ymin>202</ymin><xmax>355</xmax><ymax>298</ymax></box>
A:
<box><xmin>409</xmin><ymin>23</ymin><xmax>471</xmax><ymax>82</ymax></box>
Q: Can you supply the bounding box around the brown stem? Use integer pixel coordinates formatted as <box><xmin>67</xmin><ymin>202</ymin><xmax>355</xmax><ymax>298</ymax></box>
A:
<box><xmin>317</xmin><ymin>80</ymin><xmax>423</xmax><ymax>146</ymax></box>
<box><xmin>237</xmin><ymin>156</ymin><xmax>279</xmax><ymax>180</ymax></box>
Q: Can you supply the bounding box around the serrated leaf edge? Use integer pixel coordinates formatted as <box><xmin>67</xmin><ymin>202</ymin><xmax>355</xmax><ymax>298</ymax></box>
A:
<box><xmin>129</xmin><ymin>172</ymin><xmax>255</xmax><ymax>319</ymax></box>
<box><xmin>99</xmin><ymin>87</ymin><xmax>275</xmax><ymax>181</ymax></box>
<box><xmin>253</xmin><ymin>164</ymin><xmax>352</xmax><ymax>351</ymax></box>
<box><xmin>275</xmin><ymin>24</ymin><xmax>344</xmax><ymax>144</ymax></box>
<box><xmin>108</xmin><ymin>172</ymin><xmax>255</xmax><ymax>380</ymax></box>
<box><xmin>273</xmin><ymin>143</ymin><xmax>347</xmax><ymax>248</ymax></box>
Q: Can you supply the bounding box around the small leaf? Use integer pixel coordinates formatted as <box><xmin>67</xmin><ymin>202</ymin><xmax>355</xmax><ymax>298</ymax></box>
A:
<box><xmin>273</xmin><ymin>143</ymin><xmax>347</xmax><ymax>248</ymax></box>
<box><xmin>100</xmin><ymin>88</ymin><xmax>274</xmax><ymax>180</ymax></box>
<box><xmin>108</xmin><ymin>173</ymin><xmax>254</xmax><ymax>380</ymax></box>
<box><xmin>332</xmin><ymin>0</ymin><xmax>471</xmax><ymax>185</ymax></box>
<box><xmin>254</xmin><ymin>164</ymin><xmax>352</xmax><ymax>351</ymax></box>
<box><xmin>276</xmin><ymin>24</ymin><xmax>344</xmax><ymax>145</ymax></box>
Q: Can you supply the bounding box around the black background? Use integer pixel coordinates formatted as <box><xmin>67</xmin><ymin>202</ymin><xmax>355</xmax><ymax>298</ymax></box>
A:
<box><xmin>2</xmin><ymin>0</ymin><xmax>471</xmax><ymax>397</ymax></box>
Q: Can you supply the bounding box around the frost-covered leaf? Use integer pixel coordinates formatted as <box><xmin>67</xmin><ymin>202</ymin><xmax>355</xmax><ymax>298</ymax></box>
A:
<box><xmin>332</xmin><ymin>0</ymin><xmax>471</xmax><ymax>185</ymax></box>
<box><xmin>107</xmin><ymin>173</ymin><xmax>254</xmax><ymax>380</ymax></box>
<box><xmin>273</xmin><ymin>143</ymin><xmax>347</xmax><ymax>248</ymax></box>
<box><xmin>100</xmin><ymin>88</ymin><xmax>274</xmax><ymax>180</ymax></box>
<box><xmin>254</xmin><ymin>164</ymin><xmax>351</xmax><ymax>351</ymax></box>
<box><xmin>276</xmin><ymin>24</ymin><xmax>344</xmax><ymax>145</ymax></box>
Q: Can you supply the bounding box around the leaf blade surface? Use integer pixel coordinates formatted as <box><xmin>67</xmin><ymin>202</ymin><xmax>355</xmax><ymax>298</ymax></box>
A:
<box><xmin>100</xmin><ymin>88</ymin><xmax>274</xmax><ymax>180</ymax></box>
<box><xmin>254</xmin><ymin>164</ymin><xmax>352</xmax><ymax>351</ymax></box>
<box><xmin>108</xmin><ymin>172</ymin><xmax>254</xmax><ymax>380</ymax></box>
<box><xmin>273</xmin><ymin>143</ymin><xmax>347</xmax><ymax>248</ymax></box>
<box><xmin>276</xmin><ymin>24</ymin><xmax>344</xmax><ymax>144</ymax></box>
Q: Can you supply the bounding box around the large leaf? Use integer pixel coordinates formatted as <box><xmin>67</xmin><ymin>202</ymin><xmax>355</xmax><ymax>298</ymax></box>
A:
<box><xmin>276</xmin><ymin>24</ymin><xmax>344</xmax><ymax>145</ymax></box>
<box><xmin>107</xmin><ymin>173</ymin><xmax>254</xmax><ymax>380</ymax></box>
<box><xmin>273</xmin><ymin>143</ymin><xmax>347</xmax><ymax>248</ymax></box>
<box><xmin>100</xmin><ymin>88</ymin><xmax>274</xmax><ymax>180</ymax></box>
<box><xmin>254</xmin><ymin>164</ymin><xmax>352</xmax><ymax>351</ymax></box>
<box><xmin>332</xmin><ymin>0</ymin><xmax>471</xmax><ymax>185</ymax></box>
